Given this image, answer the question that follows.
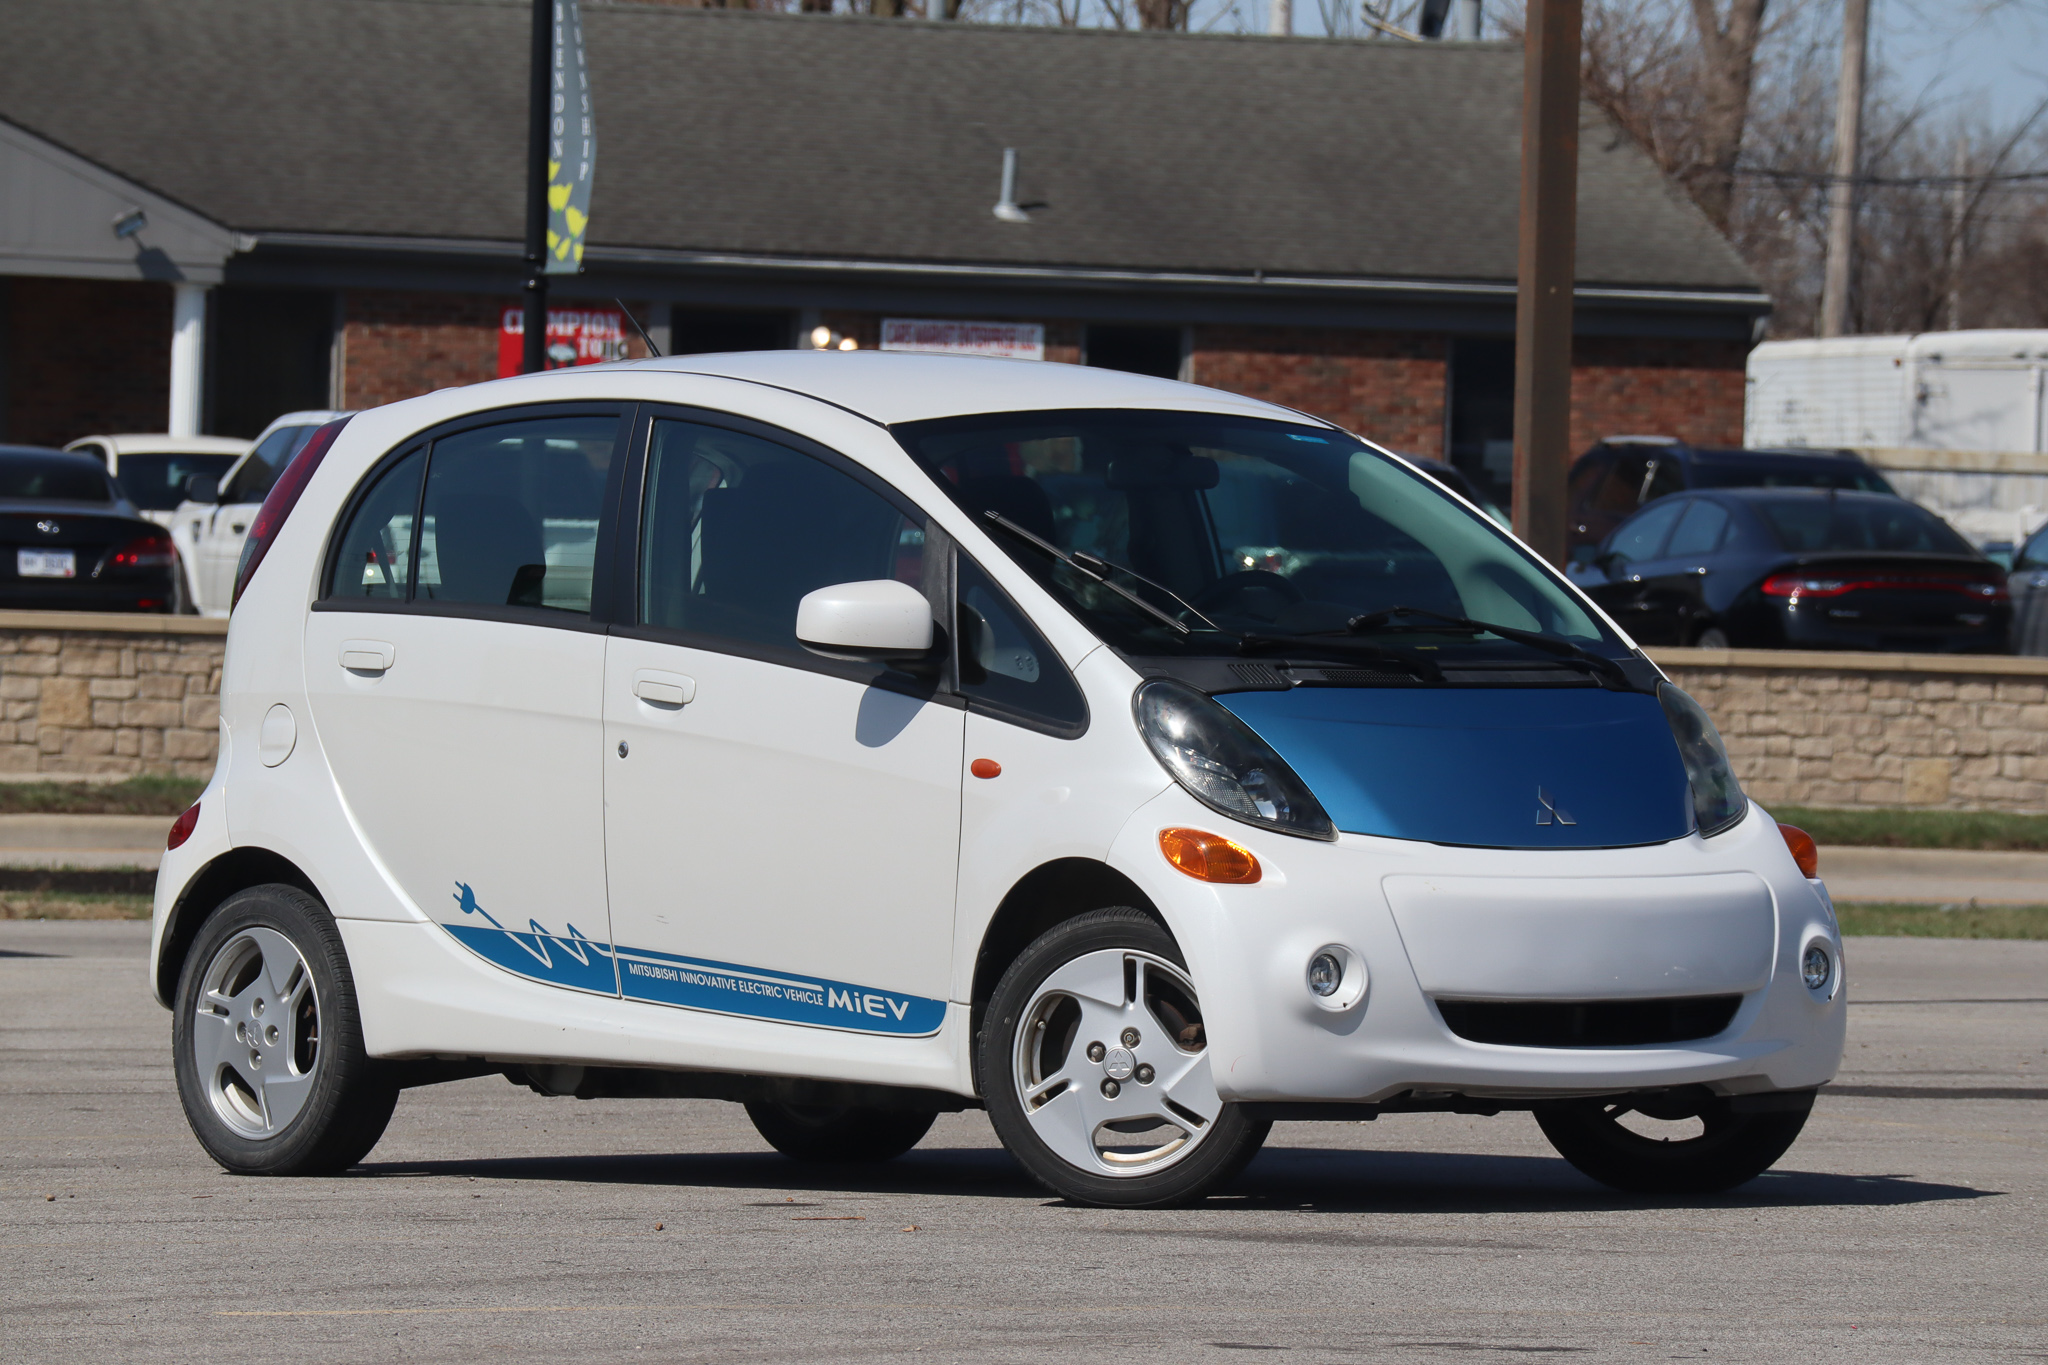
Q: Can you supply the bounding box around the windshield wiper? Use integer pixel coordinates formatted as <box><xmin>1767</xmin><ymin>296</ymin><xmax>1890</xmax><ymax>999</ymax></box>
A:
<box><xmin>981</xmin><ymin>510</ymin><xmax>1219</xmax><ymax>637</ymax></box>
<box><xmin>1343</xmin><ymin>605</ymin><xmax>1627</xmax><ymax>683</ymax></box>
<box><xmin>1236</xmin><ymin>632</ymin><xmax>1445</xmax><ymax>682</ymax></box>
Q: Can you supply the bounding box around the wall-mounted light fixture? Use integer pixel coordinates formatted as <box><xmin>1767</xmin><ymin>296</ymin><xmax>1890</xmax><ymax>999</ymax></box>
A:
<box><xmin>809</xmin><ymin>326</ymin><xmax>858</xmax><ymax>351</ymax></box>
<box><xmin>112</xmin><ymin>208</ymin><xmax>148</xmax><ymax>240</ymax></box>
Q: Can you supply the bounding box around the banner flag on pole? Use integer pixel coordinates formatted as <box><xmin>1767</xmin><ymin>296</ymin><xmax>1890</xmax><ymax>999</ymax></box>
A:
<box><xmin>545</xmin><ymin>0</ymin><xmax>595</xmax><ymax>274</ymax></box>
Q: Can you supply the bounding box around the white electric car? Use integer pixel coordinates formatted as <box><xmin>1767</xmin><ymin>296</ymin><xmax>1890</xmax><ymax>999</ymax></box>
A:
<box><xmin>151</xmin><ymin>352</ymin><xmax>1845</xmax><ymax>1207</ymax></box>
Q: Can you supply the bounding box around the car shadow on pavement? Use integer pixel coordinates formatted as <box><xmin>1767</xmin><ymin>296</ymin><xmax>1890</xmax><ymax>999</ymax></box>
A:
<box><xmin>353</xmin><ymin>1143</ymin><xmax>1993</xmax><ymax>1213</ymax></box>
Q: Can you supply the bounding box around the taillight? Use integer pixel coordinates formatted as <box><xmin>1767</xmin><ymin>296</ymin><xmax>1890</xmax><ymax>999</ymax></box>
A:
<box><xmin>1763</xmin><ymin>571</ymin><xmax>2008</xmax><ymax>602</ymax></box>
<box><xmin>107</xmin><ymin>530</ymin><xmax>175</xmax><ymax>569</ymax></box>
<box><xmin>167</xmin><ymin>800</ymin><xmax>200</xmax><ymax>850</ymax></box>
<box><xmin>231</xmin><ymin>416</ymin><xmax>350</xmax><ymax>609</ymax></box>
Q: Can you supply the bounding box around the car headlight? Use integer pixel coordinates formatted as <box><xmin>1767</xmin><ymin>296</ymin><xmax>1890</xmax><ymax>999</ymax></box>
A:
<box><xmin>1133</xmin><ymin>680</ymin><xmax>1335</xmax><ymax>841</ymax></box>
<box><xmin>1658</xmin><ymin>681</ymin><xmax>1747</xmax><ymax>838</ymax></box>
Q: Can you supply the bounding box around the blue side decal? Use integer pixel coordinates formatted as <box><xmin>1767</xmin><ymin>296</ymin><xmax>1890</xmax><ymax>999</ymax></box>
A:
<box><xmin>438</xmin><ymin>882</ymin><xmax>944</xmax><ymax>1037</ymax></box>
<box><xmin>446</xmin><ymin>881</ymin><xmax>620</xmax><ymax>995</ymax></box>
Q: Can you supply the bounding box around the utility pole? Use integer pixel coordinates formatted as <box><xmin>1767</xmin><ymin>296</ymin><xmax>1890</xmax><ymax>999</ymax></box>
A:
<box><xmin>1269</xmin><ymin>0</ymin><xmax>1290</xmax><ymax>35</ymax></box>
<box><xmin>1948</xmin><ymin>136</ymin><xmax>1967</xmax><ymax>331</ymax></box>
<box><xmin>1819</xmin><ymin>0</ymin><xmax>1868</xmax><ymax>338</ymax></box>
<box><xmin>521</xmin><ymin>0</ymin><xmax>552</xmax><ymax>373</ymax></box>
<box><xmin>1510</xmin><ymin>0</ymin><xmax>1581</xmax><ymax>566</ymax></box>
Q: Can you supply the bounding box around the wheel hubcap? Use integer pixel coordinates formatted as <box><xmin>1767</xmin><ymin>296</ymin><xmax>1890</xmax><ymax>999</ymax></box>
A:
<box><xmin>191</xmin><ymin>928</ymin><xmax>321</xmax><ymax>1140</ymax></box>
<box><xmin>1013</xmin><ymin>949</ymin><xmax>1221</xmax><ymax>1178</ymax></box>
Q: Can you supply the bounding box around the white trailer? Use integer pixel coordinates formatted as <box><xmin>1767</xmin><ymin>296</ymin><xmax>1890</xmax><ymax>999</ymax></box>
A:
<box><xmin>1746</xmin><ymin>331</ymin><xmax>2048</xmax><ymax>551</ymax></box>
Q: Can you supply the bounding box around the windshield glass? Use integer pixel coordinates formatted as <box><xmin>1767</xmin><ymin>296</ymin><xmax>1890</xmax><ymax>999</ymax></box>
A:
<box><xmin>112</xmin><ymin>452</ymin><xmax>239</xmax><ymax>511</ymax></box>
<box><xmin>1690</xmin><ymin>460</ymin><xmax>1895</xmax><ymax>495</ymax></box>
<box><xmin>0</xmin><ymin>455</ymin><xmax>113</xmax><ymax>503</ymax></box>
<box><xmin>894</xmin><ymin>409</ymin><xmax>1614</xmax><ymax>659</ymax></box>
<box><xmin>1757</xmin><ymin>494</ymin><xmax>1976</xmax><ymax>555</ymax></box>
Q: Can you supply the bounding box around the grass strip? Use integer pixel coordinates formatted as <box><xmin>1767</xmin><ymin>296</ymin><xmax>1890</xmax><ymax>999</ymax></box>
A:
<box><xmin>0</xmin><ymin>889</ymin><xmax>153</xmax><ymax>920</ymax></box>
<box><xmin>1773</xmin><ymin>806</ymin><xmax>2048</xmax><ymax>852</ymax></box>
<box><xmin>0</xmin><ymin>774</ymin><xmax>203</xmax><ymax>817</ymax></box>
<box><xmin>1836</xmin><ymin>900</ymin><xmax>2048</xmax><ymax>939</ymax></box>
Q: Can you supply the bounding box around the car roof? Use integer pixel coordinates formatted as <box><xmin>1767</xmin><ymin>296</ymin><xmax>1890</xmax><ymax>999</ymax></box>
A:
<box><xmin>1</xmin><ymin>446</ymin><xmax>117</xmax><ymax>471</ymax></box>
<box><xmin>1686</xmin><ymin>446</ymin><xmax>1865</xmax><ymax>464</ymax></box>
<box><xmin>583</xmin><ymin>351</ymin><xmax>1329</xmax><ymax>428</ymax></box>
<box><xmin>64</xmin><ymin>434</ymin><xmax>252</xmax><ymax>456</ymax></box>
<box><xmin>1695</xmin><ymin>486</ymin><xmax>1906</xmax><ymax>506</ymax></box>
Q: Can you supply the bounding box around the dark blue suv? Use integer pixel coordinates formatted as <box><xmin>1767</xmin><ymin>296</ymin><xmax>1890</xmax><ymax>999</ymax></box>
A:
<box><xmin>1568</xmin><ymin>438</ymin><xmax>1896</xmax><ymax>553</ymax></box>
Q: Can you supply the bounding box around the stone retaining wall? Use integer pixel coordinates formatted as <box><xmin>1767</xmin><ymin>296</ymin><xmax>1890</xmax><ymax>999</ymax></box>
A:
<box><xmin>0</xmin><ymin>617</ymin><xmax>2040</xmax><ymax>810</ymax></box>
<box><xmin>1652</xmin><ymin>648</ymin><xmax>2048</xmax><ymax>814</ymax></box>
<box><xmin>0</xmin><ymin>613</ymin><xmax>225</xmax><ymax>778</ymax></box>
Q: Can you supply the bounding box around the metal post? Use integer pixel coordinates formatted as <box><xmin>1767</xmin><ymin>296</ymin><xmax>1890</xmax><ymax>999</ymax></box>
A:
<box><xmin>168</xmin><ymin>283</ymin><xmax>209</xmax><ymax>437</ymax></box>
<box><xmin>1452</xmin><ymin>0</ymin><xmax>1481</xmax><ymax>40</ymax></box>
<box><xmin>1269</xmin><ymin>0</ymin><xmax>1291</xmax><ymax>35</ymax></box>
<box><xmin>522</xmin><ymin>0</ymin><xmax>552</xmax><ymax>373</ymax></box>
<box><xmin>1510</xmin><ymin>0</ymin><xmax>1581</xmax><ymax>567</ymax></box>
<box><xmin>1947</xmin><ymin>136</ymin><xmax>1967</xmax><ymax>331</ymax></box>
<box><xmin>1819</xmin><ymin>0</ymin><xmax>1868</xmax><ymax>339</ymax></box>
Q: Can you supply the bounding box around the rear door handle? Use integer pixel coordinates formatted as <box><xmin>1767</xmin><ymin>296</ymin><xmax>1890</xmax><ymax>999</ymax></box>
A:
<box><xmin>633</xmin><ymin>670</ymin><xmax>695</xmax><ymax>706</ymax></box>
<box><xmin>340</xmin><ymin>640</ymin><xmax>396</xmax><ymax>673</ymax></box>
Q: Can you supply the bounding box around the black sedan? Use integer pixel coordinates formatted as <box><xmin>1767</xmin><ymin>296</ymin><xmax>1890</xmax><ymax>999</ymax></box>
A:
<box><xmin>0</xmin><ymin>447</ymin><xmax>178</xmax><ymax>612</ymax></box>
<box><xmin>1568</xmin><ymin>487</ymin><xmax>2007</xmax><ymax>652</ymax></box>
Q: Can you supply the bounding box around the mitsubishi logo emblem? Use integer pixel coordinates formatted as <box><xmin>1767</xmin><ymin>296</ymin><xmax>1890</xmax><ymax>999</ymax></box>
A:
<box><xmin>1536</xmin><ymin>787</ymin><xmax>1576</xmax><ymax>826</ymax></box>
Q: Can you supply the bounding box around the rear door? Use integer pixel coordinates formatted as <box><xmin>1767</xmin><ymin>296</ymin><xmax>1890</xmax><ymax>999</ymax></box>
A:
<box><xmin>302</xmin><ymin>405</ymin><xmax>626</xmax><ymax>993</ymax></box>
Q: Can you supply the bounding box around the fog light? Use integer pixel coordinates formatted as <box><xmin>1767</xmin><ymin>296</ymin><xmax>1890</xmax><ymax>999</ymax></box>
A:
<box><xmin>1802</xmin><ymin>942</ymin><xmax>1832</xmax><ymax>991</ymax></box>
<box><xmin>1307</xmin><ymin>952</ymin><xmax>1343</xmax><ymax>997</ymax></box>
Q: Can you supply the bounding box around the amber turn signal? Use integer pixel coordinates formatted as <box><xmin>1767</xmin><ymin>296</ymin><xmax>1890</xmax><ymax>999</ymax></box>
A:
<box><xmin>1778</xmin><ymin>823</ymin><xmax>1819</xmax><ymax>879</ymax></box>
<box><xmin>970</xmin><ymin>758</ymin><xmax>1002</xmax><ymax>779</ymax></box>
<box><xmin>1159</xmin><ymin>827</ymin><xmax>1262</xmax><ymax>884</ymax></box>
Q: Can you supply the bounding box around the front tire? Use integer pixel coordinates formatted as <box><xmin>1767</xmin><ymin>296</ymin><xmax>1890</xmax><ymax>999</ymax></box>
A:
<box><xmin>172</xmin><ymin>885</ymin><xmax>397</xmax><ymax>1175</ymax></box>
<box><xmin>979</xmin><ymin>907</ymin><xmax>1270</xmax><ymax>1208</ymax></box>
<box><xmin>1534</xmin><ymin>1091</ymin><xmax>1812</xmax><ymax>1194</ymax></box>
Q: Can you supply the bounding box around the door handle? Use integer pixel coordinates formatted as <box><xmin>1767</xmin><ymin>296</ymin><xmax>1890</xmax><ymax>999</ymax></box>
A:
<box><xmin>633</xmin><ymin>670</ymin><xmax>695</xmax><ymax>706</ymax></box>
<box><xmin>340</xmin><ymin>640</ymin><xmax>396</xmax><ymax>673</ymax></box>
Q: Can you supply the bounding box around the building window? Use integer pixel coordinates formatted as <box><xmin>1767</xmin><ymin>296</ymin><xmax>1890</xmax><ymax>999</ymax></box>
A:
<box><xmin>1447</xmin><ymin>337</ymin><xmax>1516</xmax><ymax>511</ymax></box>
<box><xmin>1085</xmin><ymin>325</ymin><xmax>1183</xmax><ymax>380</ymax></box>
<box><xmin>669</xmin><ymin>309</ymin><xmax>793</xmax><ymax>354</ymax></box>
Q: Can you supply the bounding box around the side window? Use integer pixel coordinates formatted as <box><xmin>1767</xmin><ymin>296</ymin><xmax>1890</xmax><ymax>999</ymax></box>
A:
<box><xmin>1567</xmin><ymin>457</ymin><xmax>1605</xmax><ymax>513</ymax></box>
<box><xmin>1591</xmin><ymin>452</ymin><xmax>1650</xmax><ymax>514</ymax></box>
<box><xmin>1664</xmin><ymin>499</ymin><xmax>1730</xmax><ymax>558</ymax></box>
<box><xmin>2016</xmin><ymin>525</ymin><xmax>2048</xmax><ymax>571</ymax></box>
<box><xmin>418</xmin><ymin>415</ymin><xmax>616</xmax><ymax>613</ymax></box>
<box><xmin>956</xmin><ymin>556</ymin><xmax>1088</xmax><ymax>732</ymax></box>
<box><xmin>326</xmin><ymin>447</ymin><xmax>426</xmax><ymax>600</ymax></box>
<box><xmin>1606</xmin><ymin>498</ymin><xmax>1686</xmax><ymax>566</ymax></box>
<box><xmin>638</xmin><ymin>418</ymin><xmax>922</xmax><ymax>652</ymax></box>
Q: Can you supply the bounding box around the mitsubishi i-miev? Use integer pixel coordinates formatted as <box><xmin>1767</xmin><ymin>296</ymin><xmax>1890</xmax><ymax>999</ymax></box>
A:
<box><xmin>151</xmin><ymin>352</ymin><xmax>1845</xmax><ymax>1207</ymax></box>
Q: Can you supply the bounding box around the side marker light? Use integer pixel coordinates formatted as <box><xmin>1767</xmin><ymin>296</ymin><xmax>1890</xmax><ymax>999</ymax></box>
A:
<box><xmin>1158</xmin><ymin>827</ymin><xmax>1261</xmax><ymax>884</ymax></box>
<box><xmin>970</xmin><ymin>758</ymin><xmax>1001</xmax><ymax>779</ymax></box>
<box><xmin>1778</xmin><ymin>823</ymin><xmax>1819</xmax><ymax>879</ymax></box>
<box><xmin>168</xmin><ymin>801</ymin><xmax>200</xmax><ymax>851</ymax></box>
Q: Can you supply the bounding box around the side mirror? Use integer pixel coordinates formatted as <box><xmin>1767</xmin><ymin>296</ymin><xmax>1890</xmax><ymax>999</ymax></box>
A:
<box><xmin>796</xmin><ymin>580</ymin><xmax>935</xmax><ymax>663</ymax></box>
<box><xmin>184</xmin><ymin>474</ymin><xmax>219</xmax><ymax>504</ymax></box>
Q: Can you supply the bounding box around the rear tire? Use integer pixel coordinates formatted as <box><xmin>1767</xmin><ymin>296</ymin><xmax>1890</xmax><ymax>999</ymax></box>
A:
<box><xmin>1534</xmin><ymin>1091</ymin><xmax>1812</xmax><ymax>1194</ymax></box>
<box><xmin>1693</xmin><ymin>625</ymin><xmax>1731</xmax><ymax>649</ymax></box>
<box><xmin>744</xmin><ymin>1101</ymin><xmax>936</xmax><ymax>1163</ymax></box>
<box><xmin>978</xmin><ymin>907</ymin><xmax>1270</xmax><ymax>1208</ymax></box>
<box><xmin>171</xmin><ymin>885</ymin><xmax>397</xmax><ymax>1175</ymax></box>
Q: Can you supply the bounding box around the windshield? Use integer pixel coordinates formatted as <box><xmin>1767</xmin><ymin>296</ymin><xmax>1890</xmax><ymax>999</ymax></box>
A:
<box><xmin>1757</xmin><ymin>494</ymin><xmax>1976</xmax><ymax>555</ymax></box>
<box><xmin>893</xmin><ymin>409</ymin><xmax>1615</xmax><ymax>660</ymax></box>
<box><xmin>1690</xmin><ymin>460</ymin><xmax>1895</xmax><ymax>495</ymax></box>
<box><xmin>112</xmin><ymin>452</ymin><xmax>239</xmax><ymax>511</ymax></box>
<box><xmin>0</xmin><ymin>456</ymin><xmax>113</xmax><ymax>503</ymax></box>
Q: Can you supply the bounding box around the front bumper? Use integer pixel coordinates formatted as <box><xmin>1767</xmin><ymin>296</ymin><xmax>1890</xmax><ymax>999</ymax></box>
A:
<box><xmin>1112</xmin><ymin>791</ymin><xmax>1846</xmax><ymax>1104</ymax></box>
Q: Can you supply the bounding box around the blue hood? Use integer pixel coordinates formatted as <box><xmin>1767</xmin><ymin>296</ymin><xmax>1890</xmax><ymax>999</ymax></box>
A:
<box><xmin>1216</xmin><ymin>687</ymin><xmax>1693</xmax><ymax>848</ymax></box>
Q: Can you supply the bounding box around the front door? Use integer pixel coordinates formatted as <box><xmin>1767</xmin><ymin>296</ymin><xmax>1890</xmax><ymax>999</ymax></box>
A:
<box><xmin>602</xmin><ymin>413</ymin><xmax>961</xmax><ymax>1038</ymax></box>
<box><xmin>302</xmin><ymin>407</ymin><xmax>625</xmax><ymax>992</ymax></box>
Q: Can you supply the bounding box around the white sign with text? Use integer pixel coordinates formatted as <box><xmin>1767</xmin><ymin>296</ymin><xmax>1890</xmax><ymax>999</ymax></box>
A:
<box><xmin>880</xmin><ymin>319</ymin><xmax>1044</xmax><ymax>361</ymax></box>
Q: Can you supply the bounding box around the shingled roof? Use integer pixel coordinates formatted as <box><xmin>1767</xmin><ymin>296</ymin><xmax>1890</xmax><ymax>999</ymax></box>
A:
<box><xmin>0</xmin><ymin>0</ymin><xmax>1759</xmax><ymax>294</ymax></box>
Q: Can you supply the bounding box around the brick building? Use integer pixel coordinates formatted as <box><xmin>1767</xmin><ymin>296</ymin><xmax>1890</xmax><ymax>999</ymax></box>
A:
<box><xmin>0</xmin><ymin>0</ymin><xmax>1766</xmax><ymax>511</ymax></box>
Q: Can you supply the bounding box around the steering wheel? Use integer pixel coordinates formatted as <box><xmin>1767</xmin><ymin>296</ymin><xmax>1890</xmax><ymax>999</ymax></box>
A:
<box><xmin>1192</xmin><ymin>569</ymin><xmax>1306</xmax><ymax>612</ymax></box>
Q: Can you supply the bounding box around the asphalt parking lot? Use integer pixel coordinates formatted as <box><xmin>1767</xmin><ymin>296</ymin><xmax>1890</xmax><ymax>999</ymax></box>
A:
<box><xmin>3</xmin><ymin>922</ymin><xmax>2043</xmax><ymax>1364</ymax></box>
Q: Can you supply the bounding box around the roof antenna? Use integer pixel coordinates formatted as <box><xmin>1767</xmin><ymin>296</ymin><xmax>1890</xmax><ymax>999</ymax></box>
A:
<box><xmin>992</xmin><ymin>148</ymin><xmax>1030</xmax><ymax>223</ymax></box>
<box><xmin>615</xmin><ymin>298</ymin><xmax>662</xmax><ymax>358</ymax></box>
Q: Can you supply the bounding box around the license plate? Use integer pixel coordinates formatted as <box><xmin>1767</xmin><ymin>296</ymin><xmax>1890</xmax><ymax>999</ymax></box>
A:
<box><xmin>17</xmin><ymin>549</ymin><xmax>76</xmax><ymax>579</ymax></box>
